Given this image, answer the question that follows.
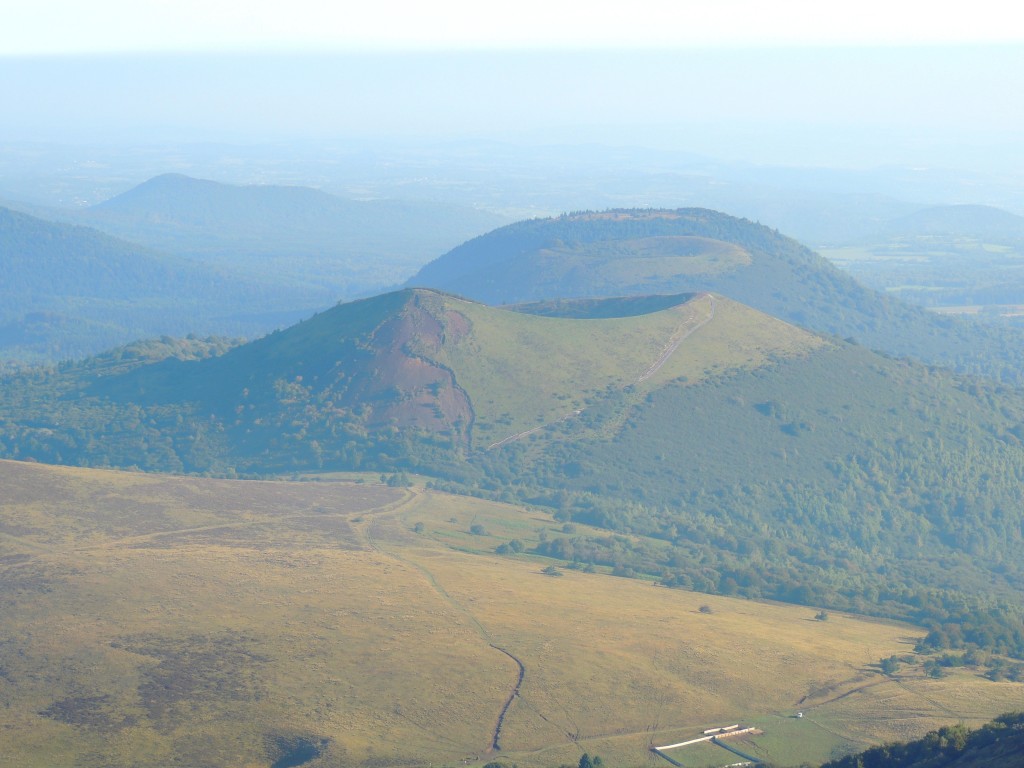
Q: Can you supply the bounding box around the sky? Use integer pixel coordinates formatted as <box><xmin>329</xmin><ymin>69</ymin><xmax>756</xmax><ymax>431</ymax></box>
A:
<box><xmin>3</xmin><ymin>0</ymin><xmax>1022</xmax><ymax>55</ymax></box>
<box><xmin>2</xmin><ymin>1</ymin><xmax>1022</xmax><ymax>176</ymax></box>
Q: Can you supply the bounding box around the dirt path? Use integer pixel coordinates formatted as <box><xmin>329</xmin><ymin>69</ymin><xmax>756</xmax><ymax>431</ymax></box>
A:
<box><xmin>66</xmin><ymin>485</ymin><xmax>419</xmax><ymax>554</ymax></box>
<box><xmin>355</xmin><ymin>497</ymin><xmax>528</xmax><ymax>753</ymax></box>
<box><xmin>637</xmin><ymin>293</ymin><xmax>715</xmax><ymax>383</ymax></box>
<box><xmin>893</xmin><ymin>678</ymin><xmax>962</xmax><ymax>719</ymax></box>
<box><xmin>490</xmin><ymin>645</ymin><xmax>526</xmax><ymax>750</ymax></box>
<box><xmin>486</xmin><ymin>410</ymin><xmax>581</xmax><ymax>450</ymax></box>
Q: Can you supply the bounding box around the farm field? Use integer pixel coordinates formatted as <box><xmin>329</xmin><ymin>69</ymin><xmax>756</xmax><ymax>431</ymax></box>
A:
<box><xmin>0</xmin><ymin>459</ymin><xmax>1020</xmax><ymax>768</ymax></box>
<box><xmin>820</xmin><ymin>240</ymin><xmax>1024</xmax><ymax>319</ymax></box>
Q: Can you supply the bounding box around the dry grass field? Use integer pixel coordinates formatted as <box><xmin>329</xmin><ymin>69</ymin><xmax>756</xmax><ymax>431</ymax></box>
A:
<box><xmin>0</xmin><ymin>460</ymin><xmax>1019</xmax><ymax>767</ymax></box>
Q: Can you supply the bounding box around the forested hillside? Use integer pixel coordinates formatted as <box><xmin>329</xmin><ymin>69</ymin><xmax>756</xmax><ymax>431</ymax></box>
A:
<box><xmin>408</xmin><ymin>209</ymin><xmax>1024</xmax><ymax>383</ymax></box>
<box><xmin>0</xmin><ymin>206</ymin><xmax>304</xmax><ymax>364</ymax></box>
<box><xmin>821</xmin><ymin>712</ymin><xmax>1024</xmax><ymax>768</ymax></box>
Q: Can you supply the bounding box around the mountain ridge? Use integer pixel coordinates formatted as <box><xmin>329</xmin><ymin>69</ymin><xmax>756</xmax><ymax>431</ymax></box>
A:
<box><xmin>868</xmin><ymin>203</ymin><xmax>1024</xmax><ymax>242</ymax></box>
<box><xmin>90</xmin><ymin>287</ymin><xmax>818</xmax><ymax>451</ymax></box>
<box><xmin>80</xmin><ymin>173</ymin><xmax>510</xmax><ymax>288</ymax></box>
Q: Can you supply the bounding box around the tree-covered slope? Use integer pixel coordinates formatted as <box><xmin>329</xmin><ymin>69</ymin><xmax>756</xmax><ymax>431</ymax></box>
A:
<box><xmin>821</xmin><ymin>712</ymin><xmax>1024</xmax><ymax>768</ymax></box>
<box><xmin>0</xmin><ymin>206</ymin><xmax>310</xmax><ymax>364</ymax></box>
<box><xmin>477</xmin><ymin>342</ymin><xmax>1024</xmax><ymax>646</ymax></box>
<box><xmin>407</xmin><ymin>208</ymin><xmax>1024</xmax><ymax>383</ymax></box>
<box><xmin>0</xmin><ymin>206</ymin><xmax>196</xmax><ymax>299</ymax></box>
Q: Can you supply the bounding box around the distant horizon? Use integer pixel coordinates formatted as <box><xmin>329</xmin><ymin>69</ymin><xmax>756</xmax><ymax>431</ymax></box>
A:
<box><xmin>4</xmin><ymin>46</ymin><xmax>1022</xmax><ymax>173</ymax></box>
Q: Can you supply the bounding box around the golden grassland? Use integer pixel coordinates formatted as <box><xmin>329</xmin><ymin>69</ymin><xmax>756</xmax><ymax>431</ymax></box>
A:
<box><xmin>0</xmin><ymin>460</ymin><xmax>1019</xmax><ymax>768</ymax></box>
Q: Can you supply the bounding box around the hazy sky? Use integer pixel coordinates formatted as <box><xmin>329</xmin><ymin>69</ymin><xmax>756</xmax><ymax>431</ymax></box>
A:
<box><xmin>2</xmin><ymin>2</ymin><xmax>1022</xmax><ymax>176</ymax></box>
<box><xmin>4</xmin><ymin>0</ymin><xmax>1022</xmax><ymax>55</ymax></box>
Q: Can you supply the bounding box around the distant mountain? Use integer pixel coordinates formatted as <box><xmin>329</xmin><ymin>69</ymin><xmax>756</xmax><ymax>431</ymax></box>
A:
<box><xmin>76</xmin><ymin>173</ymin><xmax>510</xmax><ymax>294</ymax></box>
<box><xmin>868</xmin><ymin>204</ymin><xmax>1024</xmax><ymax>243</ymax></box>
<box><xmin>407</xmin><ymin>208</ymin><xmax>1024</xmax><ymax>383</ymax></box>
<box><xmin>2</xmin><ymin>287</ymin><xmax>1023</xmax><ymax>653</ymax></box>
<box><xmin>0</xmin><ymin>175</ymin><xmax>509</xmax><ymax>364</ymax></box>
<box><xmin>0</xmin><ymin>206</ymin><xmax>315</xmax><ymax>363</ymax></box>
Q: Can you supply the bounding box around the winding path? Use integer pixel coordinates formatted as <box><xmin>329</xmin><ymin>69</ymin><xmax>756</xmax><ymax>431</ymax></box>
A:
<box><xmin>490</xmin><ymin>645</ymin><xmax>526</xmax><ymax>751</ymax></box>
<box><xmin>354</xmin><ymin>496</ymin><xmax>528</xmax><ymax>753</ymax></box>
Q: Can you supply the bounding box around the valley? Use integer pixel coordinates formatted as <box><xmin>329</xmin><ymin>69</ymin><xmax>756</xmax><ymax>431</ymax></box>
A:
<box><xmin>817</xmin><ymin>205</ymin><xmax>1024</xmax><ymax>321</ymax></box>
